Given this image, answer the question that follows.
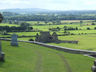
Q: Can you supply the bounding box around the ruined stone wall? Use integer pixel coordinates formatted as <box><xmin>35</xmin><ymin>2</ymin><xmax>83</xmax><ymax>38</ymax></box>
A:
<box><xmin>58</xmin><ymin>40</ymin><xmax>78</xmax><ymax>44</ymax></box>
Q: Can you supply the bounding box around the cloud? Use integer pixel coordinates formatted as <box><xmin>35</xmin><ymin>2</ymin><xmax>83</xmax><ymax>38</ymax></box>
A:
<box><xmin>0</xmin><ymin>0</ymin><xmax>96</xmax><ymax>10</ymax></box>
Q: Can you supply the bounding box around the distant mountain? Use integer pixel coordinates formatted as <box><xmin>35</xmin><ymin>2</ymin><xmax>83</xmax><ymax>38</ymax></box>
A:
<box><xmin>0</xmin><ymin>8</ymin><xmax>51</xmax><ymax>14</ymax></box>
<box><xmin>1</xmin><ymin>8</ymin><xmax>96</xmax><ymax>15</ymax></box>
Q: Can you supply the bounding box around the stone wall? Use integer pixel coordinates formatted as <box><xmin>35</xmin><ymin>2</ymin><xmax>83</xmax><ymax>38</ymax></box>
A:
<box><xmin>1</xmin><ymin>38</ymin><xmax>96</xmax><ymax>55</ymax></box>
<box><xmin>58</xmin><ymin>40</ymin><xmax>78</xmax><ymax>44</ymax></box>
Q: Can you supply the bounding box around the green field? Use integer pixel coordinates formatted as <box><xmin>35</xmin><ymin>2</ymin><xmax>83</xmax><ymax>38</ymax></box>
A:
<box><xmin>0</xmin><ymin>41</ymin><xmax>94</xmax><ymax>72</ymax></box>
<box><xmin>0</xmin><ymin>23</ymin><xmax>19</xmax><ymax>27</ymax></box>
<box><xmin>48</xmin><ymin>34</ymin><xmax>96</xmax><ymax>50</ymax></box>
<box><xmin>9</xmin><ymin>32</ymin><xmax>38</xmax><ymax>36</ymax></box>
<box><xmin>0</xmin><ymin>20</ymin><xmax>96</xmax><ymax>72</ymax></box>
<box><xmin>1</xmin><ymin>20</ymin><xmax>96</xmax><ymax>51</ymax></box>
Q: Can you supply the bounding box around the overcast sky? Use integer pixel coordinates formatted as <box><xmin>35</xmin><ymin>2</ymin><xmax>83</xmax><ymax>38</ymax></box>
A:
<box><xmin>0</xmin><ymin>0</ymin><xmax>96</xmax><ymax>10</ymax></box>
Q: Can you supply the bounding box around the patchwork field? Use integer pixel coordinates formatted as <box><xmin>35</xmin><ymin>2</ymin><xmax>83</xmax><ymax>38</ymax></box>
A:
<box><xmin>1</xmin><ymin>20</ymin><xmax>96</xmax><ymax>51</ymax></box>
<box><xmin>0</xmin><ymin>23</ymin><xmax>19</xmax><ymax>27</ymax></box>
<box><xmin>0</xmin><ymin>41</ymin><xmax>95</xmax><ymax>72</ymax></box>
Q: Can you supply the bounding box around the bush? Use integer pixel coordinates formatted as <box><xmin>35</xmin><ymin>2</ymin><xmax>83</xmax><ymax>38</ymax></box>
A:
<box><xmin>87</xmin><ymin>27</ymin><xmax>91</xmax><ymax>30</ymax></box>
<box><xmin>29</xmin><ymin>39</ymin><xmax>34</xmax><ymax>41</ymax></box>
<box><xmin>92</xmin><ymin>22</ymin><xmax>95</xmax><ymax>25</ymax></box>
<box><xmin>94</xmin><ymin>27</ymin><xmax>96</xmax><ymax>30</ymax></box>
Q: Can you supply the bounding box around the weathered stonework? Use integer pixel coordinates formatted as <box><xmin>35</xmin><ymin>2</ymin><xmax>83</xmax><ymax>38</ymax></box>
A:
<box><xmin>35</xmin><ymin>31</ymin><xmax>58</xmax><ymax>43</ymax></box>
<box><xmin>35</xmin><ymin>31</ymin><xmax>78</xmax><ymax>44</ymax></box>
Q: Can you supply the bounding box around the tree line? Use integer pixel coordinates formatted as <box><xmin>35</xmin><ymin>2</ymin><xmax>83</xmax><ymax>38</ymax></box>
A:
<box><xmin>0</xmin><ymin>22</ymin><xmax>33</xmax><ymax>32</ymax></box>
<box><xmin>2</xmin><ymin>12</ymin><xmax>96</xmax><ymax>22</ymax></box>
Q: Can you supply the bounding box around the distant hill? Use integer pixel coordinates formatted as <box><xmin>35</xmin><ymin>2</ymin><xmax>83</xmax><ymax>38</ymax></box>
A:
<box><xmin>1</xmin><ymin>8</ymin><xmax>96</xmax><ymax>15</ymax></box>
<box><xmin>0</xmin><ymin>8</ymin><xmax>50</xmax><ymax>14</ymax></box>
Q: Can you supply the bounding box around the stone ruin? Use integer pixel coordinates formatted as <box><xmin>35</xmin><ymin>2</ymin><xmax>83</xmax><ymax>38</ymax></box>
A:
<box><xmin>35</xmin><ymin>31</ymin><xmax>78</xmax><ymax>44</ymax></box>
<box><xmin>11</xmin><ymin>34</ymin><xmax>18</xmax><ymax>46</ymax></box>
<box><xmin>35</xmin><ymin>31</ymin><xmax>58</xmax><ymax>43</ymax></box>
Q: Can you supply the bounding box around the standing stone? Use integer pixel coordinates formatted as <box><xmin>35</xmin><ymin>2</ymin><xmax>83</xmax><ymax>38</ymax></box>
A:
<box><xmin>11</xmin><ymin>34</ymin><xmax>18</xmax><ymax>46</ymax></box>
<box><xmin>0</xmin><ymin>41</ymin><xmax>5</xmax><ymax>62</ymax></box>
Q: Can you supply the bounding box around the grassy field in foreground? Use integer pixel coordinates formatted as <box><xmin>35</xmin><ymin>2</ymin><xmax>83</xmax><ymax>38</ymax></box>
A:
<box><xmin>0</xmin><ymin>41</ymin><xmax>94</xmax><ymax>72</ymax></box>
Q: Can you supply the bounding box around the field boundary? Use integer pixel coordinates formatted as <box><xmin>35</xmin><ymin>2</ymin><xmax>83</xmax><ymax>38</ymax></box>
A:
<box><xmin>1</xmin><ymin>38</ymin><xmax>96</xmax><ymax>55</ymax></box>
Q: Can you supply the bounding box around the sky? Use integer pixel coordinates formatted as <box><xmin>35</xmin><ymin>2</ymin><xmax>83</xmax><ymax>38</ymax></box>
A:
<box><xmin>0</xmin><ymin>0</ymin><xmax>96</xmax><ymax>10</ymax></box>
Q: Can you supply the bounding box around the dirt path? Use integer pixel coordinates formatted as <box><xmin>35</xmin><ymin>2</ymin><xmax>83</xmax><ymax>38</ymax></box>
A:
<box><xmin>28</xmin><ymin>44</ymin><xmax>72</xmax><ymax>72</ymax></box>
<box><xmin>47</xmin><ymin>49</ymin><xmax>72</xmax><ymax>72</ymax></box>
<box><xmin>34</xmin><ymin>51</ymin><xmax>43</xmax><ymax>72</ymax></box>
<box><xmin>25</xmin><ymin>43</ymin><xmax>43</xmax><ymax>72</ymax></box>
<box><xmin>56</xmin><ymin>53</ymin><xmax>72</xmax><ymax>72</ymax></box>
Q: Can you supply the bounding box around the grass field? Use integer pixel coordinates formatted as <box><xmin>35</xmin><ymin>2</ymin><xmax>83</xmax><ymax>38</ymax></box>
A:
<box><xmin>48</xmin><ymin>34</ymin><xmax>96</xmax><ymax>51</ymax></box>
<box><xmin>0</xmin><ymin>20</ymin><xmax>96</xmax><ymax>72</ymax></box>
<box><xmin>0</xmin><ymin>20</ymin><xmax>96</xmax><ymax>51</ymax></box>
<box><xmin>0</xmin><ymin>41</ymin><xmax>94</xmax><ymax>72</ymax></box>
<box><xmin>0</xmin><ymin>23</ymin><xmax>19</xmax><ymax>27</ymax></box>
<box><xmin>9</xmin><ymin>32</ymin><xmax>38</xmax><ymax>36</ymax></box>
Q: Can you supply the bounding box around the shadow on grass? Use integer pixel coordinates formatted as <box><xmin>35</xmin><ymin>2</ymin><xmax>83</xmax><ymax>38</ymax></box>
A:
<box><xmin>0</xmin><ymin>62</ymin><xmax>5</xmax><ymax>68</ymax></box>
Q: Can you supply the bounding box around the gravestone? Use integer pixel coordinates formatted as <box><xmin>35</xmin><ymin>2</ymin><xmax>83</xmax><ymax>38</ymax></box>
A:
<box><xmin>11</xmin><ymin>34</ymin><xmax>18</xmax><ymax>46</ymax></box>
<box><xmin>0</xmin><ymin>41</ymin><xmax>5</xmax><ymax>62</ymax></box>
<box><xmin>92</xmin><ymin>60</ymin><xmax>96</xmax><ymax>72</ymax></box>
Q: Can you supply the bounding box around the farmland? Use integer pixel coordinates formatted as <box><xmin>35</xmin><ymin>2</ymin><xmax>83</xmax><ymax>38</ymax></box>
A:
<box><xmin>1</xmin><ymin>20</ymin><xmax>96</xmax><ymax>51</ymax></box>
<box><xmin>1</xmin><ymin>4</ymin><xmax>96</xmax><ymax>72</ymax></box>
<box><xmin>0</xmin><ymin>20</ymin><xmax>96</xmax><ymax>72</ymax></box>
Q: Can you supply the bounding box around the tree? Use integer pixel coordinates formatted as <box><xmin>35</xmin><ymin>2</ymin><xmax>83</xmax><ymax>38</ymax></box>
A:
<box><xmin>56</xmin><ymin>27</ymin><xmax>61</xmax><ymax>31</ymax></box>
<box><xmin>92</xmin><ymin>22</ymin><xmax>95</xmax><ymax>25</ymax></box>
<box><xmin>52</xmin><ymin>20</ymin><xmax>56</xmax><ymax>25</ymax></box>
<box><xmin>14</xmin><ymin>20</ymin><xmax>19</xmax><ymax>24</ymax></box>
<box><xmin>44</xmin><ymin>20</ymin><xmax>49</xmax><ymax>24</ymax></box>
<box><xmin>80</xmin><ymin>20</ymin><xmax>83</xmax><ymax>26</ymax></box>
<box><xmin>94</xmin><ymin>27</ymin><xmax>96</xmax><ymax>30</ymax></box>
<box><xmin>64</xmin><ymin>26</ymin><xmax>68</xmax><ymax>33</ymax></box>
<box><xmin>9</xmin><ymin>20</ymin><xmax>12</xmax><ymax>24</ymax></box>
<box><xmin>76</xmin><ymin>27</ymin><xmax>78</xmax><ymax>30</ymax></box>
<box><xmin>0</xmin><ymin>13</ymin><xmax>3</xmax><ymax>23</ymax></box>
<box><xmin>20</xmin><ymin>22</ymin><xmax>30</xmax><ymax>31</ymax></box>
<box><xmin>56</xmin><ymin>20</ymin><xmax>61</xmax><ymax>25</ymax></box>
<box><xmin>87</xmin><ymin>27</ymin><xmax>91</xmax><ymax>30</ymax></box>
<box><xmin>28</xmin><ymin>27</ymin><xmax>33</xmax><ymax>31</ymax></box>
<box><xmin>36</xmin><ymin>21</ymin><xmax>40</xmax><ymax>25</ymax></box>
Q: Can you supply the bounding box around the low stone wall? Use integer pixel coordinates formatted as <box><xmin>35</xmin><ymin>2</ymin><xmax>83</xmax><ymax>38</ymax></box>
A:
<box><xmin>1</xmin><ymin>38</ymin><xmax>96</xmax><ymax>55</ymax></box>
<box><xmin>58</xmin><ymin>40</ymin><xmax>78</xmax><ymax>44</ymax></box>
